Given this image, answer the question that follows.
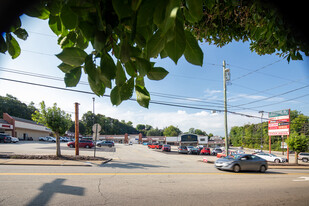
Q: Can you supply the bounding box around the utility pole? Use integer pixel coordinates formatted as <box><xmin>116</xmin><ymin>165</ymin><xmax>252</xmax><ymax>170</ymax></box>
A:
<box><xmin>93</xmin><ymin>97</ymin><xmax>96</xmax><ymax>157</ymax></box>
<box><xmin>75</xmin><ymin>102</ymin><xmax>80</xmax><ymax>156</ymax></box>
<box><xmin>259</xmin><ymin>111</ymin><xmax>264</xmax><ymax>152</ymax></box>
<box><xmin>223</xmin><ymin>60</ymin><xmax>230</xmax><ymax>156</ymax></box>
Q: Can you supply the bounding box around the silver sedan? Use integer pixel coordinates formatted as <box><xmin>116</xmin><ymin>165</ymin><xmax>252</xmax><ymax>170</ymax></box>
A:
<box><xmin>214</xmin><ymin>154</ymin><xmax>268</xmax><ymax>173</ymax></box>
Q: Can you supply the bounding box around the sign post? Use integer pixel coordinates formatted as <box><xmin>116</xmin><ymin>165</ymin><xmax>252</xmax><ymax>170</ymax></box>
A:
<box><xmin>268</xmin><ymin>109</ymin><xmax>290</xmax><ymax>161</ymax></box>
<box><xmin>92</xmin><ymin>123</ymin><xmax>101</xmax><ymax>157</ymax></box>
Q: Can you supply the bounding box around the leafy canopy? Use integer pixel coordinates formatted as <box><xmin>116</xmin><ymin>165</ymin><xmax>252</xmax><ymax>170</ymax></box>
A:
<box><xmin>32</xmin><ymin>101</ymin><xmax>71</xmax><ymax>136</ymax></box>
<box><xmin>1</xmin><ymin>0</ymin><xmax>308</xmax><ymax>108</ymax></box>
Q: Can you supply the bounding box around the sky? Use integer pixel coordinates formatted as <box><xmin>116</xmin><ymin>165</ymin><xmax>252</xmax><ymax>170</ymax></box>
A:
<box><xmin>0</xmin><ymin>15</ymin><xmax>308</xmax><ymax>136</ymax></box>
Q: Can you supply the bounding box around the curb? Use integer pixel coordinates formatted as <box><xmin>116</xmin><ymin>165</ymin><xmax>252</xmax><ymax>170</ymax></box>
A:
<box><xmin>0</xmin><ymin>158</ymin><xmax>113</xmax><ymax>167</ymax></box>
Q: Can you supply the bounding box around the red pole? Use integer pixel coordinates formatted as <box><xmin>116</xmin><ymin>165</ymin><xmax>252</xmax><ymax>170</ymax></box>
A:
<box><xmin>75</xmin><ymin>102</ymin><xmax>79</xmax><ymax>156</ymax></box>
<box><xmin>269</xmin><ymin>135</ymin><xmax>271</xmax><ymax>154</ymax></box>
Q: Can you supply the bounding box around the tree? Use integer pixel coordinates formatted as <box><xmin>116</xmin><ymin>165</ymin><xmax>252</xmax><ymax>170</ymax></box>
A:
<box><xmin>1</xmin><ymin>1</ymin><xmax>308</xmax><ymax>108</ymax></box>
<box><xmin>32</xmin><ymin>101</ymin><xmax>71</xmax><ymax>157</ymax></box>
<box><xmin>194</xmin><ymin>129</ymin><xmax>206</xmax><ymax>136</ymax></box>
<box><xmin>286</xmin><ymin>133</ymin><xmax>309</xmax><ymax>165</ymax></box>
<box><xmin>0</xmin><ymin>94</ymin><xmax>37</xmax><ymax>120</ymax></box>
<box><xmin>146</xmin><ymin>128</ymin><xmax>163</xmax><ymax>136</ymax></box>
<box><xmin>163</xmin><ymin>125</ymin><xmax>181</xmax><ymax>137</ymax></box>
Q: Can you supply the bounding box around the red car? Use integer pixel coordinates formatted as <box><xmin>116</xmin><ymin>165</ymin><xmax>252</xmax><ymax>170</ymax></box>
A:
<box><xmin>148</xmin><ymin>143</ymin><xmax>157</xmax><ymax>149</ymax></box>
<box><xmin>162</xmin><ymin>144</ymin><xmax>171</xmax><ymax>152</ymax></box>
<box><xmin>156</xmin><ymin>144</ymin><xmax>163</xmax><ymax>149</ymax></box>
<box><xmin>200</xmin><ymin>147</ymin><xmax>211</xmax><ymax>155</ymax></box>
<box><xmin>67</xmin><ymin>140</ymin><xmax>94</xmax><ymax>148</ymax></box>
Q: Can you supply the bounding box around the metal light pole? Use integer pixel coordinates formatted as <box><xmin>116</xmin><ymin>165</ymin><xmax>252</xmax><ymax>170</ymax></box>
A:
<box><xmin>93</xmin><ymin>97</ymin><xmax>97</xmax><ymax>157</ymax></box>
<box><xmin>259</xmin><ymin>111</ymin><xmax>264</xmax><ymax>152</ymax></box>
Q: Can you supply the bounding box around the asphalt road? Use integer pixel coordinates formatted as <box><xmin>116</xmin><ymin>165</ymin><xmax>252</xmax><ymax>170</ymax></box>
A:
<box><xmin>0</xmin><ymin>143</ymin><xmax>309</xmax><ymax>205</ymax></box>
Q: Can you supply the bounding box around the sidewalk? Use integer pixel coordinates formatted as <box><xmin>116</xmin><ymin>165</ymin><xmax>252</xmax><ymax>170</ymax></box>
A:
<box><xmin>0</xmin><ymin>158</ymin><xmax>112</xmax><ymax>167</ymax></box>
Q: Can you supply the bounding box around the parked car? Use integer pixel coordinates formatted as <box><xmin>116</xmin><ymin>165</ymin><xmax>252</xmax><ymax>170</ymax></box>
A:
<box><xmin>97</xmin><ymin>140</ymin><xmax>114</xmax><ymax>147</ymax></box>
<box><xmin>255</xmin><ymin>152</ymin><xmax>287</xmax><ymax>163</ymax></box>
<box><xmin>11</xmin><ymin>137</ymin><xmax>19</xmax><ymax>143</ymax></box>
<box><xmin>60</xmin><ymin>136</ymin><xmax>69</xmax><ymax>142</ymax></box>
<box><xmin>214</xmin><ymin>154</ymin><xmax>268</xmax><ymax>173</ymax></box>
<box><xmin>235</xmin><ymin>150</ymin><xmax>245</xmax><ymax>154</ymax></box>
<box><xmin>178</xmin><ymin>146</ymin><xmax>188</xmax><ymax>154</ymax></box>
<box><xmin>217</xmin><ymin>151</ymin><xmax>237</xmax><ymax>158</ymax></box>
<box><xmin>188</xmin><ymin>147</ymin><xmax>200</xmax><ymax>155</ymax></box>
<box><xmin>212</xmin><ymin>148</ymin><xmax>223</xmax><ymax>155</ymax></box>
<box><xmin>200</xmin><ymin>147</ymin><xmax>211</xmax><ymax>155</ymax></box>
<box><xmin>39</xmin><ymin>136</ymin><xmax>47</xmax><ymax>141</ymax></box>
<box><xmin>186</xmin><ymin>146</ymin><xmax>195</xmax><ymax>153</ymax></box>
<box><xmin>254</xmin><ymin>149</ymin><xmax>262</xmax><ymax>153</ymax></box>
<box><xmin>45</xmin><ymin>136</ymin><xmax>56</xmax><ymax>142</ymax></box>
<box><xmin>67</xmin><ymin>140</ymin><xmax>94</xmax><ymax>148</ymax></box>
<box><xmin>0</xmin><ymin>134</ymin><xmax>12</xmax><ymax>143</ymax></box>
<box><xmin>162</xmin><ymin>144</ymin><xmax>171</xmax><ymax>152</ymax></box>
<box><xmin>148</xmin><ymin>143</ymin><xmax>158</xmax><ymax>149</ymax></box>
<box><xmin>155</xmin><ymin>144</ymin><xmax>163</xmax><ymax>149</ymax></box>
<box><xmin>298</xmin><ymin>152</ymin><xmax>309</xmax><ymax>162</ymax></box>
<box><xmin>129</xmin><ymin>142</ymin><xmax>133</xmax><ymax>145</ymax></box>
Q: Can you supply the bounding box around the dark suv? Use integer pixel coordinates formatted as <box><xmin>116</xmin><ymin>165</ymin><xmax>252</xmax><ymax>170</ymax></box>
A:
<box><xmin>0</xmin><ymin>134</ymin><xmax>12</xmax><ymax>143</ymax></box>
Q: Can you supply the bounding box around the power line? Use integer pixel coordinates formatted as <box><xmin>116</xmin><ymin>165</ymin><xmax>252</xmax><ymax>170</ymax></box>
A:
<box><xmin>229</xmin><ymin>59</ymin><xmax>283</xmax><ymax>81</ymax></box>
<box><xmin>234</xmin><ymin>84</ymin><xmax>309</xmax><ymax>107</ymax></box>
<box><xmin>0</xmin><ymin>77</ymin><xmax>268</xmax><ymax>120</ymax></box>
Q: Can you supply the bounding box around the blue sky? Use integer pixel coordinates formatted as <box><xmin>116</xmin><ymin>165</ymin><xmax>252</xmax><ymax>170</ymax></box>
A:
<box><xmin>0</xmin><ymin>15</ymin><xmax>308</xmax><ymax>136</ymax></box>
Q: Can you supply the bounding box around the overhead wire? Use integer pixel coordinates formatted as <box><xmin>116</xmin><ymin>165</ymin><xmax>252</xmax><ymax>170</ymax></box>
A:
<box><xmin>0</xmin><ymin>77</ymin><xmax>270</xmax><ymax>120</ymax></box>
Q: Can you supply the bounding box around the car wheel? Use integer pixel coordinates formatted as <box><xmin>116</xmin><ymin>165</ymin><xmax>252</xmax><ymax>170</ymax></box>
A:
<box><xmin>274</xmin><ymin>159</ymin><xmax>280</xmax><ymax>164</ymax></box>
<box><xmin>85</xmin><ymin>145</ymin><xmax>90</xmax><ymax>148</ymax></box>
<box><xmin>97</xmin><ymin>144</ymin><xmax>101</xmax><ymax>147</ymax></box>
<box><xmin>69</xmin><ymin>144</ymin><xmax>74</xmax><ymax>148</ymax></box>
<box><xmin>233</xmin><ymin>165</ymin><xmax>241</xmax><ymax>173</ymax></box>
<box><xmin>260</xmin><ymin>165</ymin><xmax>266</xmax><ymax>173</ymax></box>
<box><xmin>302</xmin><ymin>158</ymin><xmax>308</xmax><ymax>162</ymax></box>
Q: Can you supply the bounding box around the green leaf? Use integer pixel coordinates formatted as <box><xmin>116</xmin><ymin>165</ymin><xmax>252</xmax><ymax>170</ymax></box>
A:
<box><xmin>137</xmin><ymin>0</ymin><xmax>156</xmax><ymax>27</ymax></box>
<box><xmin>124</xmin><ymin>61</ymin><xmax>137</xmax><ymax>77</ymax></box>
<box><xmin>135</xmin><ymin>85</ymin><xmax>150</xmax><ymax>108</ymax></box>
<box><xmin>58</xmin><ymin>63</ymin><xmax>74</xmax><ymax>73</ymax></box>
<box><xmin>84</xmin><ymin>54</ymin><xmax>96</xmax><ymax>81</ymax></box>
<box><xmin>64</xmin><ymin>67</ymin><xmax>81</xmax><ymax>87</ymax></box>
<box><xmin>0</xmin><ymin>35</ymin><xmax>7</xmax><ymax>53</ymax></box>
<box><xmin>88</xmin><ymin>76</ymin><xmax>105</xmax><ymax>96</ymax></box>
<box><xmin>116</xmin><ymin>61</ymin><xmax>127</xmax><ymax>86</ymax></box>
<box><xmin>49</xmin><ymin>15</ymin><xmax>62</xmax><ymax>36</ymax></box>
<box><xmin>13</xmin><ymin>28</ymin><xmax>28</xmax><ymax>40</ymax></box>
<box><xmin>112</xmin><ymin>0</ymin><xmax>132</xmax><ymax>20</ymax></box>
<box><xmin>164</xmin><ymin>18</ymin><xmax>186</xmax><ymax>64</ymax></box>
<box><xmin>147</xmin><ymin>67</ymin><xmax>169</xmax><ymax>80</ymax></box>
<box><xmin>153</xmin><ymin>0</ymin><xmax>168</xmax><ymax>26</ymax></box>
<box><xmin>93</xmin><ymin>31</ymin><xmax>106</xmax><ymax>52</ymax></box>
<box><xmin>135</xmin><ymin>57</ymin><xmax>151</xmax><ymax>76</ymax></box>
<box><xmin>56</xmin><ymin>47</ymin><xmax>87</xmax><ymax>66</ymax></box>
<box><xmin>60</xmin><ymin>5</ymin><xmax>78</xmax><ymax>30</ymax></box>
<box><xmin>78</xmin><ymin>21</ymin><xmax>95</xmax><ymax>40</ymax></box>
<box><xmin>147</xmin><ymin>30</ymin><xmax>166</xmax><ymax>58</ymax></box>
<box><xmin>186</xmin><ymin>0</ymin><xmax>203</xmax><ymax>22</ymax></box>
<box><xmin>131</xmin><ymin>0</ymin><xmax>142</xmax><ymax>11</ymax></box>
<box><xmin>6</xmin><ymin>34</ymin><xmax>20</xmax><ymax>59</ymax></box>
<box><xmin>110</xmin><ymin>86</ymin><xmax>122</xmax><ymax>106</ymax></box>
<box><xmin>184</xmin><ymin>31</ymin><xmax>203</xmax><ymax>66</ymax></box>
<box><xmin>100</xmin><ymin>52</ymin><xmax>117</xmax><ymax>80</ymax></box>
<box><xmin>120</xmin><ymin>78</ymin><xmax>134</xmax><ymax>100</ymax></box>
<box><xmin>25</xmin><ymin>4</ymin><xmax>50</xmax><ymax>20</ymax></box>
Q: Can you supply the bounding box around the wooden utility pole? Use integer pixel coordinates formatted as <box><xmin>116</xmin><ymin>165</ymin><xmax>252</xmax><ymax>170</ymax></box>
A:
<box><xmin>75</xmin><ymin>102</ymin><xmax>79</xmax><ymax>156</ymax></box>
<box><xmin>223</xmin><ymin>60</ymin><xmax>229</xmax><ymax>156</ymax></box>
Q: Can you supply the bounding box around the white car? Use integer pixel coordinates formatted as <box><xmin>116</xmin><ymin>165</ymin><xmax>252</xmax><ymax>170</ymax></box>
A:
<box><xmin>11</xmin><ymin>137</ymin><xmax>19</xmax><ymax>143</ymax></box>
<box><xmin>255</xmin><ymin>153</ymin><xmax>286</xmax><ymax>163</ymax></box>
<box><xmin>46</xmin><ymin>136</ymin><xmax>56</xmax><ymax>142</ymax></box>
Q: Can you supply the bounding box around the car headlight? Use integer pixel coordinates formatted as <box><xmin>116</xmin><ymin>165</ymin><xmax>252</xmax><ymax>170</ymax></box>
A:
<box><xmin>223</xmin><ymin>162</ymin><xmax>233</xmax><ymax>166</ymax></box>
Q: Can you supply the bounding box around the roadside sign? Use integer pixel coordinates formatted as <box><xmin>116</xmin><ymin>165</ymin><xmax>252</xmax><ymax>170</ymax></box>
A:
<box><xmin>281</xmin><ymin>142</ymin><xmax>287</xmax><ymax>149</ymax></box>
<box><xmin>268</xmin><ymin>109</ymin><xmax>290</xmax><ymax>136</ymax></box>
<box><xmin>92</xmin><ymin>124</ymin><xmax>101</xmax><ymax>133</ymax></box>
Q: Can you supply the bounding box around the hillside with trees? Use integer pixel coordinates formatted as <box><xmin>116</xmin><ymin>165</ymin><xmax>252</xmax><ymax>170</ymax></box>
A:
<box><xmin>230</xmin><ymin>110</ymin><xmax>309</xmax><ymax>151</ymax></box>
